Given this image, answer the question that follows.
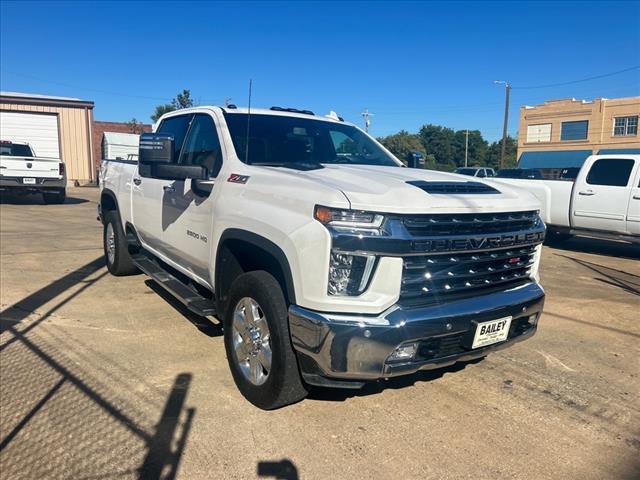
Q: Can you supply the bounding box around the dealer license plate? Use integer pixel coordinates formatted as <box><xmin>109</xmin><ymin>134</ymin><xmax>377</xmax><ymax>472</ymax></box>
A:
<box><xmin>472</xmin><ymin>317</ymin><xmax>512</xmax><ymax>349</ymax></box>
<box><xmin>22</xmin><ymin>177</ymin><xmax>36</xmax><ymax>184</ymax></box>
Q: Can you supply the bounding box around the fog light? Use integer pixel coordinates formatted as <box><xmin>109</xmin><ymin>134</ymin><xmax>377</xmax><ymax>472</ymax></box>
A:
<box><xmin>528</xmin><ymin>314</ymin><xmax>539</xmax><ymax>326</ymax></box>
<box><xmin>388</xmin><ymin>343</ymin><xmax>418</xmax><ymax>362</ymax></box>
<box><xmin>328</xmin><ymin>251</ymin><xmax>376</xmax><ymax>295</ymax></box>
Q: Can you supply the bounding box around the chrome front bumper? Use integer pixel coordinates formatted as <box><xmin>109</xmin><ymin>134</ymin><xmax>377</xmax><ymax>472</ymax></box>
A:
<box><xmin>289</xmin><ymin>282</ymin><xmax>545</xmax><ymax>388</ymax></box>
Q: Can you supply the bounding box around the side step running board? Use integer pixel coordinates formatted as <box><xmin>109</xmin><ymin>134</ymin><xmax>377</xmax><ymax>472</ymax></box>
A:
<box><xmin>132</xmin><ymin>254</ymin><xmax>217</xmax><ymax>317</ymax></box>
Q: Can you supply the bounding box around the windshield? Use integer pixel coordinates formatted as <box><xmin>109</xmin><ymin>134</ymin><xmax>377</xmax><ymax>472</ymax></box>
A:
<box><xmin>0</xmin><ymin>143</ymin><xmax>33</xmax><ymax>157</ymax></box>
<box><xmin>223</xmin><ymin>113</ymin><xmax>400</xmax><ymax>167</ymax></box>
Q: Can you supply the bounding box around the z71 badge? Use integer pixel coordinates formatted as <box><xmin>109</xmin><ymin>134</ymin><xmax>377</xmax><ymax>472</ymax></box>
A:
<box><xmin>227</xmin><ymin>173</ymin><xmax>250</xmax><ymax>184</ymax></box>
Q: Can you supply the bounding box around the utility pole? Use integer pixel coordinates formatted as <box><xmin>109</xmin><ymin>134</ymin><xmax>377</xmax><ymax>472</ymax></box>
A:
<box><xmin>361</xmin><ymin>108</ymin><xmax>374</xmax><ymax>133</ymax></box>
<box><xmin>224</xmin><ymin>97</ymin><xmax>232</xmax><ymax>107</ymax></box>
<box><xmin>494</xmin><ymin>80</ymin><xmax>511</xmax><ymax>169</ymax></box>
<box><xmin>464</xmin><ymin>129</ymin><xmax>469</xmax><ymax>167</ymax></box>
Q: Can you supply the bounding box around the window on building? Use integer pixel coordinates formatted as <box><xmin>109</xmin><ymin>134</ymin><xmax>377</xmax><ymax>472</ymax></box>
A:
<box><xmin>613</xmin><ymin>116</ymin><xmax>638</xmax><ymax>136</ymax></box>
<box><xmin>560</xmin><ymin>120</ymin><xmax>589</xmax><ymax>141</ymax></box>
<box><xmin>526</xmin><ymin>123</ymin><xmax>551</xmax><ymax>143</ymax></box>
<box><xmin>586</xmin><ymin>158</ymin><xmax>635</xmax><ymax>187</ymax></box>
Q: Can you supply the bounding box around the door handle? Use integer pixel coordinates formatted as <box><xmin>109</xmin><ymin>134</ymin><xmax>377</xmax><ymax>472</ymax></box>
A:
<box><xmin>578</xmin><ymin>190</ymin><xmax>595</xmax><ymax>196</ymax></box>
<box><xmin>133</xmin><ymin>177</ymin><xmax>142</xmax><ymax>186</ymax></box>
<box><xmin>633</xmin><ymin>195</ymin><xmax>640</xmax><ymax>200</ymax></box>
<box><xmin>163</xmin><ymin>185</ymin><xmax>175</xmax><ymax>193</ymax></box>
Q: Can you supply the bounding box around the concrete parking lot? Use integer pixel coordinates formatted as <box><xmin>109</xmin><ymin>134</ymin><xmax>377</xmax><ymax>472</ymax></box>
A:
<box><xmin>1</xmin><ymin>188</ymin><xmax>639</xmax><ymax>480</ymax></box>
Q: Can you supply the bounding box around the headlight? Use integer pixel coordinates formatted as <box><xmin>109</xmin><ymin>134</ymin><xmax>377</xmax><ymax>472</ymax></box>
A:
<box><xmin>328</xmin><ymin>250</ymin><xmax>376</xmax><ymax>296</ymax></box>
<box><xmin>315</xmin><ymin>206</ymin><xmax>384</xmax><ymax>230</ymax></box>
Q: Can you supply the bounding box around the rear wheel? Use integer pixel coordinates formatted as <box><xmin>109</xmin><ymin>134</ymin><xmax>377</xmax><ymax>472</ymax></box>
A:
<box><xmin>103</xmin><ymin>210</ymin><xmax>138</xmax><ymax>276</ymax></box>
<box><xmin>43</xmin><ymin>188</ymin><xmax>66</xmax><ymax>204</ymax></box>
<box><xmin>223</xmin><ymin>271</ymin><xmax>308</xmax><ymax>409</ymax></box>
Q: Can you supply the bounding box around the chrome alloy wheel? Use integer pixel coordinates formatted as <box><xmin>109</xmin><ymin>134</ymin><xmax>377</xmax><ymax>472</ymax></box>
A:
<box><xmin>106</xmin><ymin>222</ymin><xmax>116</xmax><ymax>266</ymax></box>
<box><xmin>232</xmin><ymin>297</ymin><xmax>272</xmax><ymax>386</ymax></box>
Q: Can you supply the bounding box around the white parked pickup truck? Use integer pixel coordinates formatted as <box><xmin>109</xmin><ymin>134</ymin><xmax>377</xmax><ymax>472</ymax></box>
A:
<box><xmin>493</xmin><ymin>155</ymin><xmax>640</xmax><ymax>244</ymax></box>
<box><xmin>0</xmin><ymin>140</ymin><xmax>67</xmax><ymax>203</ymax></box>
<box><xmin>99</xmin><ymin>106</ymin><xmax>546</xmax><ymax>409</ymax></box>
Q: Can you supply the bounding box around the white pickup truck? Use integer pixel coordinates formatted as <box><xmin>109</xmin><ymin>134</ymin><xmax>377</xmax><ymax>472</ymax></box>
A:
<box><xmin>99</xmin><ymin>106</ymin><xmax>546</xmax><ymax>409</ymax></box>
<box><xmin>0</xmin><ymin>140</ymin><xmax>67</xmax><ymax>203</ymax></box>
<box><xmin>493</xmin><ymin>155</ymin><xmax>640</xmax><ymax>244</ymax></box>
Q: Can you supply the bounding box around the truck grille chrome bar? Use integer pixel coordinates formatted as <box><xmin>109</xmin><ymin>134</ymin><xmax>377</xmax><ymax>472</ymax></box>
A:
<box><xmin>403</xmin><ymin>210</ymin><xmax>540</xmax><ymax>237</ymax></box>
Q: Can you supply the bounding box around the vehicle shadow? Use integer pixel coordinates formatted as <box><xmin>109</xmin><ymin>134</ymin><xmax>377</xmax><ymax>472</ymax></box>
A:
<box><xmin>144</xmin><ymin>279</ymin><xmax>223</xmax><ymax>337</ymax></box>
<box><xmin>257</xmin><ymin>459</ymin><xmax>299</xmax><ymax>480</ymax></box>
<box><xmin>0</xmin><ymin>257</ymin><xmax>196</xmax><ymax>480</ymax></box>
<box><xmin>545</xmin><ymin>236</ymin><xmax>640</xmax><ymax>260</ymax></box>
<box><xmin>556</xmin><ymin>254</ymin><xmax>640</xmax><ymax>296</ymax></box>
<box><xmin>0</xmin><ymin>193</ymin><xmax>89</xmax><ymax>205</ymax></box>
<box><xmin>306</xmin><ymin>358</ymin><xmax>484</xmax><ymax>403</ymax></box>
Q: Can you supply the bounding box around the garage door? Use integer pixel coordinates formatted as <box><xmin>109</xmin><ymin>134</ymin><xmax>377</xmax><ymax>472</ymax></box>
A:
<box><xmin>0</xmin><ymin>111</ymin><xmax>60</xmax><ymax>159</ymax></box>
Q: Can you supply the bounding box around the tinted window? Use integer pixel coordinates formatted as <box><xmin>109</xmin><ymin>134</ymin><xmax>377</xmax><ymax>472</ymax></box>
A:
<box><xmin>561</xmin><ymin>120</ymin><xmax>588</xmax><ymax>141</ymax></box>
<box><xmin>455</xmin><ymin>168</ymin><xmax>477</xmax><ymax>176</ymax></box>
<box><xmin>586</xmin><ymin>158</ymin><xmax>635</xmax><ymax>187</ymax></box>
<box><xmin>0</xmin><ymin>143</ymin><xmax>33</xmax><ymax>156</ymax></box>
<box><xmin>157</xmin><ymin>114</ymin><xmax>193</xmax><ymax>160</ymax></box>
<box><xmin>223</xmin><ymin>113</ymin><xmax>398</xmax><ymax>167</ymax></box>
<box><xmin>179</xmin><ymin>114</ymin><xmax>223</xmax><ymax>177</ymax></box>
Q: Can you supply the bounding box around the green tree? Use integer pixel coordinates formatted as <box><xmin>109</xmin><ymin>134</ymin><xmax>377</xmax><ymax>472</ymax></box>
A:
<box><xmin>486</xmin><ymin>135</ymin><xmax>518</xmax><ymax>169</ymax></box>
<box><xmin>151</xmin><ymin>89</ymin><xmax>196</xmax><ymax>122</ymax></box>
<box><xmin>452</xmin><ymin>130</ymin><xmax>488</xmax><ymax>167</ymax></box>
<box><xmin>418</xmin><ymin>124</ymin><xmax>456</xmax><ymax>169</ymax></box>
<box><xmin>377</xmin><ymin>130</ymin><xmax>426</xmax><ymax>164</ymax></box>
<box><xmin>127</xmin><ymin>118</ymin><xmax>144</xmax><ymax>134</ymax></box>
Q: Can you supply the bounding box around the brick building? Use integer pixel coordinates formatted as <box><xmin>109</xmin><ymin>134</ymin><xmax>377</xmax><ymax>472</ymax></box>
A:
<box><xmin>92</xmin><ymin>120</ymin><xmax>152</xmax><ymax>166</ymax></box>
<box><xmin>518</xmin><ymin>96</ymin><xmax>640</xmax><ymax>169</ymax></box>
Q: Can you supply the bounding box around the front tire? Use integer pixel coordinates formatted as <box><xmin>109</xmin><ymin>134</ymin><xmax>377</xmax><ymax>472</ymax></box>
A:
<box><xmin>103</xmin><ymin>210</ymin><xmax>138</xmax><ymax>276</ymax></box>
<box><xmin>43</xmin><ymin>189</ymin><xmax>66</xmax><ymax>204</ymax></box>
<box><xmin>223</xmin><ymin>271</ymin><xmax>308</xmax><ymax>409</ymax></box>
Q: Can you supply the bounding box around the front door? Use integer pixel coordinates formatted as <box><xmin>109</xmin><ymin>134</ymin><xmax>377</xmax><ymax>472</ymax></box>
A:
<box><xmin>627</xmin><ymin>167</ymin><xmax>640</xmax><ymax>235</ymax></box>
<box><xmin>132</xmin><ymin>113</ymin><xmax>193</xmax><ymax>254</ymax></box>
<box><xmin>572</xmin><ymin>157</ymin><xmax>638</xmax><ymax>234</ymax></box>
<box><xmin>162</xmin><ymin>112</ymin><xmax>224</xmax><ymax>284</ymax></box>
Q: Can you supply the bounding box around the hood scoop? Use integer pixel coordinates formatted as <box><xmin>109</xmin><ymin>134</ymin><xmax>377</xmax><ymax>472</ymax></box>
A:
<box><xmin>406</xmin><ymin>180</ymin><xmax>499</xmax><ymax>194</ymax></box>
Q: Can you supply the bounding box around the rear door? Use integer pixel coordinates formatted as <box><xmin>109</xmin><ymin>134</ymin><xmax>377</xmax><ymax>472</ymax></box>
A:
<box><xmin>162</xmin><ymin>112</ymin><xmax>223</xmax><ymax>283</ymax></box>
<box><xmin>572</xmin><ymin>157</ymin><xmax>638</xmax><ymax>234</ymax></box>
<box><xmin>627</xmin><ymin>167</ymin><xmax>640</xmax><ymax>235</ymax></box>
<box><xmin>132</xmin><ymin>113</ymin><xmax>193</xmax><ymax>253</ymax></box>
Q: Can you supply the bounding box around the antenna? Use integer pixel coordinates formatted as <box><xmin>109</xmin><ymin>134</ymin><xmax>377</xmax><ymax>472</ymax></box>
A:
<box><xmin>244</xmin><ymin>79</ymin><xmax>252</xmax><ymax>163</ymax></box>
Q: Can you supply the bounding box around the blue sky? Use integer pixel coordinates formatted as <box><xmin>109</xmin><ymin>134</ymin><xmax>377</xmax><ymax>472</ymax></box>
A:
<box><xmin>1</xmin><ymin>1</ymin><xmax>639</xmax><ymax>141</ymax></box>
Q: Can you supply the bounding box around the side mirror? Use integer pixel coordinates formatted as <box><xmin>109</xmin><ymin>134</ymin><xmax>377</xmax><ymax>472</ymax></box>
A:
<box><xmin>406</xmin><ymin>151</ymin><xmax>425</xmax><ymax>169</ymax></box>
<box><xmin>139</xmin><ymin>133</ymin><xmax>174</xmax><ymax>164</ymax></box>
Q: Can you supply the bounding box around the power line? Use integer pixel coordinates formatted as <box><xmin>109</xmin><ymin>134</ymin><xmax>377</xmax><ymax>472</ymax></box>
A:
<box><xmin>512</xmin><ymin>65</ymin><xmax>640</xmax><ymax>90</ymax></box>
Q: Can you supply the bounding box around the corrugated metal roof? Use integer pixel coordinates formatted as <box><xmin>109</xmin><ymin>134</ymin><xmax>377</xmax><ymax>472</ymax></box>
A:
<box><xmin>1</xmin><ymin>91</ymin><xmax>83</xmax><ymax>101</ymax></box>
<box><xmin>518</xmin><ymin>150</ymin><xmax>592</xmax><ymax>168</ymax></box>
<box><xmin>103</xmin><ymin>132</ymin><xmax>140</xmax><ymax>146</ymax></box>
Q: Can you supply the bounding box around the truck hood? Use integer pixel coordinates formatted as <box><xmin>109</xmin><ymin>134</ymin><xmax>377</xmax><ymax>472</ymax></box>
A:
<box><xmin>284</xmin><ymin>164</ymin><xmax>541</xmax><ymax>214</ymax></box>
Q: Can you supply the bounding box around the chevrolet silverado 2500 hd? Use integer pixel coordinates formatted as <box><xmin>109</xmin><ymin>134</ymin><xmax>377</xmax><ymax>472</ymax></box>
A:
<box><xmin>0</xmin><ymin>140</ymin><xmax>67</xmax><ymax>203</ymax></box>
<box><xmin>99</xmin><ymin>106</ymin><xmax>546</xmax><ymax>409</ymax></box>
<box><xmin>493</xmin><ymin>155</ymin><xmax>640</xmax><ymax>244</ymax></box>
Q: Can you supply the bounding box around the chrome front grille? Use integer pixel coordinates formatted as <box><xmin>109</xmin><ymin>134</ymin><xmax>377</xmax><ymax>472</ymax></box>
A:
<box><xmin>400</xmin><ymin>245</ymin><xmax>537</xmax><ymax>304</ymax></box>
<box><xmin>403</xmin><ymin>210</ymin><xmax>540</xmax><ymax>237</ymax></box>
